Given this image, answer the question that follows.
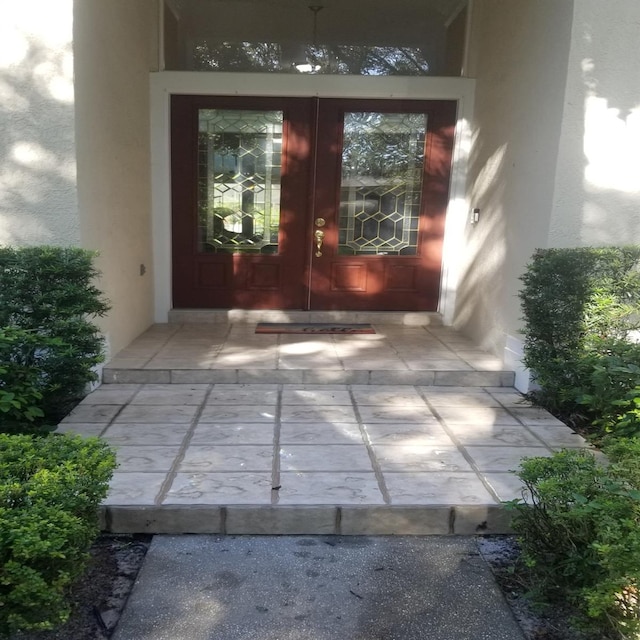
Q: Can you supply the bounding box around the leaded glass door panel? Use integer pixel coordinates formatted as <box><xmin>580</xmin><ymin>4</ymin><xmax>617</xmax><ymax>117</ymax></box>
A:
<box><xmin>171</xmin><ymin>96</ymin><xmax>311</xmax><ymax>309</ymax></box>
<box><xmin>309</xmin><ymin>99</ymin><xmax>456</xmax><ymax>311</ymax></box>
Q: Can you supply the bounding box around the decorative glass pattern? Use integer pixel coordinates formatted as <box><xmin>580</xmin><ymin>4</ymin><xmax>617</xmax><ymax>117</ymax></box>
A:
<box><xmin>197</xmin><ymin>109</ymin><xmax>283</xmax><ymax>254</ymax></box>
<box><xmin>338</xmin><ymin>112</ymin><xmax>426</xmax><ymax>256</ymax></box>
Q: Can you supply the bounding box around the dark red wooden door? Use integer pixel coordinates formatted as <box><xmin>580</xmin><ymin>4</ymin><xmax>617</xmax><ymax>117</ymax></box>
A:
<box><xmin>171</xmin><ymin>95</ymin><xmax>456</xmax><ymax>311</ymax></box>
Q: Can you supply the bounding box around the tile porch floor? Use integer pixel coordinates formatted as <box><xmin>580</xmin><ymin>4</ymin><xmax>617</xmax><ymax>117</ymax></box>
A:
<box><xmin>57</xmin><ymin>319</ymin><xmax>592</xmax><ymax>535</ymax></box>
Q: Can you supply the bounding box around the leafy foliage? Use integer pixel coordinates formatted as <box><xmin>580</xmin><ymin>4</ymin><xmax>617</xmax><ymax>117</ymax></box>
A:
<box><xmin>573</xmin><ymin>340</ymin><xmax>640</xmax><ymax>438</ymax></box>
<box><xmin>507</xmin><ymin>444</ymin><xmax>640</xmax><ymax>639</ymax></box>
<box><xmin>519</xmin><ymin>247</ymin><xmax>640</xmax><ymax>426</ymax></box>
<box><xmin>0</xmin><ymin>434</ymin><xmax>116</xmax><ymax>636</ymax></box>
<box><xmin>0</xmin><ymin>246</ymin><xmax>110</xmax><ymax>428</ymax></box>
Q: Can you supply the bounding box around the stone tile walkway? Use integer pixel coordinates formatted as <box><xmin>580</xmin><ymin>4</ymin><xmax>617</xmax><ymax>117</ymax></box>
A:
<box><xmin>57</xmin><ymin>318</ymin><xmax>593</xmax><ymax>535</ymax></box>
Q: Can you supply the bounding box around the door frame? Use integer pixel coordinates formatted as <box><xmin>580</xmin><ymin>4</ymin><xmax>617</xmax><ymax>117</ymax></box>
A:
<box><xmin>150</xmin><ymin>72</ymin><xmax>476</xmax><ymax>322</ymax></box>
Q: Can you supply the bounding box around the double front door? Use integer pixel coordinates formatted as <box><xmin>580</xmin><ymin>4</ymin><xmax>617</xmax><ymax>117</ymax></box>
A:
<box><xmin>171</xmin><ymin>95</ymin><xmax>456</xmax><ymax>311</ymax></box>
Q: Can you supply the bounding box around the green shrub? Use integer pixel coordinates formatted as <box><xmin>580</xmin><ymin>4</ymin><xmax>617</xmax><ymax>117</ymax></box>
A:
<box><xmin>519</xmin><ymin>247</ymin><xmax>640</xmax><ymax>421</ymax></box>
<box><xmin>0</xmin><ymin>433</ymin><xmax>116</xmax><ymax>636</ymax></box>
<box><xmin>0</xmin><ymin>246</ymin><xmax>110</xmax><ymax>426</ymax></box>
<box><xmin>572</xmin><ymin>338</ymin><xmax>640</xmax><ymax>438</ymax></box>
<box><xmin>507</xmin><ymin>445</ymin><xmax>640</xmax><ymax>638</ymax></box>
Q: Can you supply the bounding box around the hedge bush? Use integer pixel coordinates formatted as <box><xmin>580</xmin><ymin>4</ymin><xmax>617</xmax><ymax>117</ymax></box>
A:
<box><xmin>0</xmin><ymin>246</ymin><xmax>110</xmax><ymax>428</ymax></box>
<box><xmin>0</xmin><ymin>433</ymin><xmax>116</xmax><ymax>636</ymax></box>
<box><xmin>508</xmin><ymin>443</ymin><xmax>640</xmax><ymax>639</ymax></box>
<box><xmin>519</xmin><ymin>247</ymin><xmax>640</xmax><ymax>428</ymax></box>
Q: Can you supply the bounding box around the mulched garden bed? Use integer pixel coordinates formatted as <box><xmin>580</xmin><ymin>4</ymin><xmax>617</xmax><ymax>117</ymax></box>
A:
<box><xmin>11</xmin><ymin>535</ymin><xmax>150</xmax><ymax>640</ymax></box>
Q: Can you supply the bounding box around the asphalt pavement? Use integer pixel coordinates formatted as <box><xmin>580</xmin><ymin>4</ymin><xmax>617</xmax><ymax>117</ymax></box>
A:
<box><xmin>112</xmin><ymin>535</ymin><xmax>525</xmax><ymax>640</ymax></box>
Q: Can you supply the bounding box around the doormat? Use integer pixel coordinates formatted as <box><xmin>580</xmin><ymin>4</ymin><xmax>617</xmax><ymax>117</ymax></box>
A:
<box><xmin>255</xmin><ymin>322</ymin><xmax>375</xmax><ymax>335</ymax></box>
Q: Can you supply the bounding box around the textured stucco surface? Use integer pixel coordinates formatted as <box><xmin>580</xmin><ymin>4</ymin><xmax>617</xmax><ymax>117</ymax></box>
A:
<box><xmin>548</xmin><ymin>0</ymin><xmax>640</xmax><ymax>247</ymax></box>
<box><xmin>0</xmin><ymin>0</ymin><xmax>79</xmax><ymax>246</ymax></box>
<box><xmin>454</xmin><ymin>0</ymin><xmax>573</xmax><ymax>354</ymax></box>
<box><xmin>74</xmin><ymin>0</ymin><xmax>158</xmax><ymax>358</ymax></box>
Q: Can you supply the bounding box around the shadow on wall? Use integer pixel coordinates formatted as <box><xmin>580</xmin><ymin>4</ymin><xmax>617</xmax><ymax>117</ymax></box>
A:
<box><xmin>451</xmin><ymin>131</ymin><xmax>508</xmax><ymax>353</ymax></box>
<box><xmin>0</xmin><ymin>31</ymin><xmax>78</xmax><ymax>246</ymax></box>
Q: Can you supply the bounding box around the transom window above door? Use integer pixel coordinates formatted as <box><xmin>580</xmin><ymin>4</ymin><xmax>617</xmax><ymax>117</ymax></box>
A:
<box><xmin>163</xmin><ymin>0</ymin><xmax>468</xmax><ymax>76</ymax></box>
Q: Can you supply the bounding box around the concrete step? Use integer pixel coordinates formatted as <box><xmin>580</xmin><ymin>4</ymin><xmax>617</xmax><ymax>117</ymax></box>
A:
<box><xmin>167</xmin><ymin>309</ymin><xmax>444</xmax><ymax>325</ymax></box>
<box><xmin>99</xmin><ymin>503</ymin><xmax>511</xmax><ymax>536</ymax></box>
<box><xmin>102</xmin><ymin>367</ymin><xmax>515</xmax><ymax>386</ymax></box>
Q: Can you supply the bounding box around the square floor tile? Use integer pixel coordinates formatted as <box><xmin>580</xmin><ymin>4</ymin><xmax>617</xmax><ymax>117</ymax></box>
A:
<box><xmin>190</xmin><ymin>424</ymin><xmax>275</xmax><ymax>445</ymax></box>
<box><xmin>79</xmin><ymin>385</ymin><xmax>140</xmax><ymax>405</ymax></box>
<box><xmin>464</xmin><ymin>446</ymin><xmax>552</xmax><ymax>472</ymax></box>
<box><xmin>351</xmin><ymin>387</ymin><xmax>427</xmax><ymax>406</ymax></box>
<box><xmin>199</xmin><ymin>405</ymin><xmax>277</xmax><ymax>423</ymax></box>
<box><xmin>279</xmin><ymin>423</ymin><xmax>363</xmax><ymax>445</ymax></box>
<box><xmin>101</xmin><ymin>424</ymin><xmax>189</xmax><ymax>446</ymax></box>
<box><xmin>384</xmin><ymin>472</ymin><xmax>496</xmax><ymax>505</ymax></box>
<box><xmin>486</xmin><ymin>391</ymin><xmax>532</xmax><ymax>408</ymax></box>
<box><xmin>422</xmin><ymin>391</ymin><xmax>501</xmax><ymax>408</ymax></box>
<box><xmin>179</xmin><ymin>445</ymin><xmax>274</xmax><ymax>472</ymax></box>
<box><xmin>56</xmin><ymin>423</ymin><xmax>109</xmax><ymax>437</ymax></box>
<box><xmin>373</xmin><ymin>445</ymin><xmax>472</xmax><ymax>472</ymax></box>
<box><xmin>510</xmin><ymin>407</ymin><xmax>567</xmax><ymax>426</ymax></box>
<box><xmin>280</xmin><ymin>444</ymin><xmax>373</xmax><ymax>471</ymax></box>
<box><xmin>527</xmin><ymin>425</ymin><xmax>590</xmax><ymax>448</ymax></box>
<box><xmin>164</xmin><ymin>473</ymin><xmax>273</xmax><ymax>504</ymax></box>
<box><xmin>280</xmin><ymin>406</ymin><xmax>357</xmax><ymax>423</ymax></box>
<box><xmin>61</xmin><ymin>404</ymin><xmax>121</xmax><ymax>423</ymax></box>
<box><xmin>130</xmin><ymin>384</ymin><xmax>209</xmax><ymax>404</ymax></box>
<box><xmin>363</xmin><ymin>423</ymin><xmax>452</xmax><ymax>446</ymax></box>
<box><xmin>114</xmin><ymin>404</ymin><xmax>199</xmax><ymax>424</ymax></box>
<box><xmin>207</xmin><ymin>384</ymin><xmax>279</xmax><ymax>405</ymax></box>
<box><xmin>114</xmin><ymin>446</ymin><xmax>181</xmax><ymax>472</ymax></box>
<box><xmin>280</xmin><ymin>389</ymin><xmax>352</xmax><ymax>405</ymax></box>
<box><xmin>482</xmin><ymin>472</ymin><xmax>530</xmax><ymax>502</ymax></box>
<box><xmin>104</xmin><ymin>472</ymin><xmax>167</xmax><ymax>505</ymax></box>
<box><xmin>405</xmin><ymin>360</ymin><xmax>474</xmax><ymax>371</ymax></box>
<box><xmin>277</xmin><ymin>472</ymin><xmax>384</xmax><ymax>504</ymax></box>
<box><xmin>357</xmin><ymin>406</ymin><xmax>437</xmax><ymax>424</ymax></box>
<box><xmin>445</xmin><ymin>424</ymin><xmax>546</xmax><ymax>447</ymax></box>
<box><xmin>436</xmin><ymin>407</ymin><xmax>520</xmax><ymax>426</ymax></box>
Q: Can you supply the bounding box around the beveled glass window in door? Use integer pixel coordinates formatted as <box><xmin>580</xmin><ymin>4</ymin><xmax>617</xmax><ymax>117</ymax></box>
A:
<box><xmin>197</xmin><ymin>109</ymin><xmax>283</xmax><ymax>254</ymax></box>
<box><xmin>338</xmin><ymin>112</ymin><xmax>426</xmax><ymax>256</ymax></box>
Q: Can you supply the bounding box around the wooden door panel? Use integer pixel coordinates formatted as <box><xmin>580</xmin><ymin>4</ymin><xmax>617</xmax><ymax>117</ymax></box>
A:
<box><xmin>171</xmin><ymin>95</ymin><xmax>311</xmax><ymax>309</ymax></box>
<box><xmin>309</xmin><ymin>99</ymin><xmax>456</xmax><ymax>311</ymax></box>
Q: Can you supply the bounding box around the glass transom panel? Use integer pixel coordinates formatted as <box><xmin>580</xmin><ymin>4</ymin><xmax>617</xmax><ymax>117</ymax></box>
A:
<box><xmin>197</xmin><ymin>109</ymin><xmax>283</xmax><ymax>254</ymax></box>
<box><xmin>338</xmin><ymin>112</ymin><xmax>426</xmax><ymax>256</ymax></box>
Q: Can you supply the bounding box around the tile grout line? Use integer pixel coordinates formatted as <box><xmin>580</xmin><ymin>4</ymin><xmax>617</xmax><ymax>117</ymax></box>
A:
<box><xmin>493</xmin><ymin>392</ymin><xmax>558</xmax><ymax>454</ymax></box>
<box><xmin>139</xmin><ymin>324</ymin><xmax>182</xmax><ymax>368</ymax></box>
<box><xmin>415</xmin><ymin>386</ymin><xmax>503</xmax><ymax>504</ymax></box>
<box><xmin>271</xmin><ymin>385</ymin><xmax>283</xmax><ymax>505</ymax></box>
<box><xmin>154</xmin><ymin>383</ymin><xmax>215</xmax><ymax>505</ymax></box>
<box><xmin>348</xmin><ymin>386</ymin><xmax>391</xmax><ymax>505</ymax></box>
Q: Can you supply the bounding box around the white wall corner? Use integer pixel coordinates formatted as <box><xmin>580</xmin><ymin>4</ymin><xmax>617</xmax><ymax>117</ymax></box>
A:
<box><xmin>503</xmin><ymin>334</ymin><xmax>533</xmax><ymax>394</ymax></box>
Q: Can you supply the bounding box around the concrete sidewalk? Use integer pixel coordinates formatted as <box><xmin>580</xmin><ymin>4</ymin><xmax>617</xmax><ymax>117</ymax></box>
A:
<box><xmin>112</xmin><ymin>535</ymin><xmax>525</xmax><ymax>640</ymax></box>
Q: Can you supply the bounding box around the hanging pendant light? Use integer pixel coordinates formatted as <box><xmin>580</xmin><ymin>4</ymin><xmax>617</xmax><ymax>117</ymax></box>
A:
<box><xmin>295</xmin><ymin>5</ymin><xmax>323</xmax><ymax>73</ymax></box>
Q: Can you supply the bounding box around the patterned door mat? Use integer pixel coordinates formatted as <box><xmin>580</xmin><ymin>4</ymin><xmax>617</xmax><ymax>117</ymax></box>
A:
<box><xmin>255</xmin><ymin>323</ymin><xmax>375</xmax><ymax>334</ymax></box>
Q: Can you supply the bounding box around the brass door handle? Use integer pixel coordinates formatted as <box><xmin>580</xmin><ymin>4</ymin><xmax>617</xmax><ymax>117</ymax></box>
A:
<box><xmin>314</xmin><ymin>229</ymin><xmax>325</xmax><ymax>257</ymax></box>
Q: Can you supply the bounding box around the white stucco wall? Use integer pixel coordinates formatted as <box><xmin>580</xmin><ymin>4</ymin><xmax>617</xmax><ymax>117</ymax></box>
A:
<box><xmin>74</xmin><ymin>0</ymin><xmax>158</xmax><ymax>358</ymax></box>
<box><xmin>454</xmin><ymin>0</ymin><xmax>574</xmax><ymax>359</ymax></box>
<box><xmin>548</xmin><ymin>0</ymin><xmax>640</xmax><ymax>247</ymax></box>
<box><xmin>0</xmin><ymin>0</ymin><xmax>79</xmax><ymax>246</ymax></box>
